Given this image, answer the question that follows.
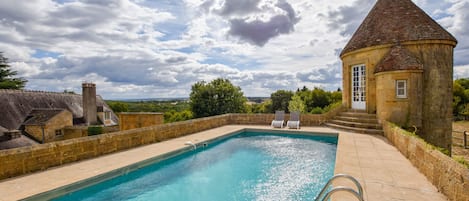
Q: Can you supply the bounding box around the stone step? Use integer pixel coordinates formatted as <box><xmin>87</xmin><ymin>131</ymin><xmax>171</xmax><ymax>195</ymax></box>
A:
<box><xmin>329</xmin><ymin>119</ymin><xmax>382</xmax><ymax>130</ymax></box>
<box><xmin>347</xmin><ymin>109</ymin><xmax>368</xmax><ymax>113</ymax></box>
<box><xmin>325</xmin><ymin>123</ymin><xmax>384</xmax><ymax>135</ymax></box>
<box><xmin>339</xmin><ymin>112</ymin><xmax>377</xmax><ymax>119</ymax></box>
<box><xmin>334</xmin><ymin>116</ymin><xmax>380</xmax><ymax>124</ymax></box>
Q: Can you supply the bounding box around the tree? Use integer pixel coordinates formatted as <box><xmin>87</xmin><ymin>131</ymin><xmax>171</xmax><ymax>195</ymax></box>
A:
<box><xmin>270</xmin><ymin>90</ymin><xmax>294</xmax><ymax>113</ymax></box>
<box><xmin>453</xmin><ymin>78</ymin><xmax>469</xmax><ymax>119</ymax></box>
<box><xmin>108</xmin><ymin>101</ymin><xmax>129</xmax><ymax>113</ymax></box>
<box><xmin>288</xmin><ymin>94</ymin><xmax>306</xmax><ymax>113</ymax></box>
<box><xmin>164</xmin><ymin>110</ymin><xmax>193</xmax><ymax>123</ymax></box>
<box><xmin>310</xmin><ymin>87</ymin><xmax>331</xmax><ymax>109</ymax></box>
<box><xmin>250</xmin><ymin>99</ymin><xmax>272</xmax><ymax>113</ymax></box>
<box><xmin>63</xmin><ymin>90</ymin><xmax>76</xmax><ymax>94</ymax></box>
<box><xmin>190</xmin><ymin>78</ymin><xmax>247</xmax><ymax>118</ymax></box>
<box><xmin>330</xmin><ymin>90</ymin><xmax>342</xmax><ymax>104</ymax></box>
<box><xmin>0</xmin><ymin>53</ymin><xmax>27</xmax><ymax>89</ymax></box>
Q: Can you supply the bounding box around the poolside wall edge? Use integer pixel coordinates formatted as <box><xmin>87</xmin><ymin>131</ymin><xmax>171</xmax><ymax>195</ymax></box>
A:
<box><xmin>383</xmin><ymin>121</ymin><xmax>469</xmax><ymax>201</ymax></box>
<box><xmin>0</xmin><ymin>113</ymin><xmax>330</xmax><ymax>181</ymax></box>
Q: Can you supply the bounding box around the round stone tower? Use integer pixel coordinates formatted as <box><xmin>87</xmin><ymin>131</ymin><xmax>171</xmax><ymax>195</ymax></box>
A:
<box><xmin>340</xmin><ymin>0</ymin><xmax>457</xmax><ymax>151</ymax></box>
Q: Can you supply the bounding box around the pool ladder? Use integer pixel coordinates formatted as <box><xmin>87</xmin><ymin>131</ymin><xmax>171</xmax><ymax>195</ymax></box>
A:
<box><xmin>315</xmin><ymin>174</ymin><xmax>365</xmax><ymax>201</ymax></box>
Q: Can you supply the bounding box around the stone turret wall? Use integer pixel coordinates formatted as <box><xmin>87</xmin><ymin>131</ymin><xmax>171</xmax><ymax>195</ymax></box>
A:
<box><xmin>342</xmin><ymin>40</ymin><xmax>455</xmax><ymax>152</ymax></box>
<box><xmin>375</xmin><ymin>70</ymin><xmax>423</xmax><ymax>127</ymax></box>
<box><xmin>406</xmin><ymin>43</ymin><xmax>455</xmax><ymax>152</ymax></box>
<box><xmin>341</xmin><ymin>44</ymin><xmax>392</xmax><ymax>113</ymax></box>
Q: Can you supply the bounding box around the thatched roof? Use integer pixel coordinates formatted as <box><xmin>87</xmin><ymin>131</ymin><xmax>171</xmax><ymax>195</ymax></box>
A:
<box><xmin>0</xmin><ymin>126</ymin><xmax>6</xmax><ymax>136</ymax></box>
<box><xmin>0</xmin><ymin>90</ymin><xmax>118</xmax><ymax>130</ymax></box>
<box><xmin>0</xmin><ymin>135</ymin><xmax>38</xmax><ymax>150</ymax></box>
<box><xmin>22</xmin><ymin>108</ymin><xmax>69</xmax><ymax>126</ymax></box>
<box><xmin>341</xmin><ymin>0</ymin><xmax>457</xmax><ymax>56</ymax></box>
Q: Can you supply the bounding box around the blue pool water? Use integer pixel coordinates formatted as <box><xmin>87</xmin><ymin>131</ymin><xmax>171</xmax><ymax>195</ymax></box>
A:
<box><xmin>52</xmin><ymin>131</ymin><xmax>337</xmax><ymax>201</ymax></box>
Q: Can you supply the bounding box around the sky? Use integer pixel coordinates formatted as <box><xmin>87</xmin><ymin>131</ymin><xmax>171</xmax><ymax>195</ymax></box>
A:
<box><xmin>0</xmin><ymin>0</ymin><xmax>468</xmax><ymax>99</ymax></box>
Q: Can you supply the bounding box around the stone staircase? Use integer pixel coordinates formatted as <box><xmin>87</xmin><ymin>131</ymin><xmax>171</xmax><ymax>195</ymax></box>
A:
<box><xmin>325</xmin><ymin>110</ymin><xmax>384</xmax><ymax>135</ymax></box>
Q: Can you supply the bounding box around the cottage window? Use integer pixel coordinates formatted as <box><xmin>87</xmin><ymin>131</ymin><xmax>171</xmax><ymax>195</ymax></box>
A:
<box><xmin>55</xmin><ymin>129</ymin><xmax>63</xmax><ymax>136</ymax></box>
<box><xmin>104</xmin><ymin>111</ymin><xmax>111</xmax><ymax>120</ymax></box>
<box><xmin>396</xmin><ymin>80</ymin><xmax>407</xmax><ymax>98</ymax></box>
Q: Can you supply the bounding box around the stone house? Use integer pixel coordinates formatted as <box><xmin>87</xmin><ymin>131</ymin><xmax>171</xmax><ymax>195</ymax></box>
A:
<box><xmin>0</xmin><ymin>83</ymin><xmax>118</xmax><ymax>148</ymax></box>
<box><xmin>341</xmin><ymin>0</ymin><xmax>457</xmax><ymax>150</ymax></box>
<box><xmin>22</xmin><ymin>109</ymin><xmax>73</xmax><ymax>143</ymax></box>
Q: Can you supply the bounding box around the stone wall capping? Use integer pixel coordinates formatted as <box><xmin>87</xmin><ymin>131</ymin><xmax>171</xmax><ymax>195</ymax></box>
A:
<box><xmin>0</xmin><ymin>113</ymin><xmax>330</xmax><ymax>180</ymax></box>
<box><xmin>383</xmin><ymin>121</ymin><xmax>469</xmax><ymax>201</ymax></box>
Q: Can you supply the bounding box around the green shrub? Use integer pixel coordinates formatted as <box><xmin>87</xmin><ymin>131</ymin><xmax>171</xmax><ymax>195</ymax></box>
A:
<box><xmin>310</xmin><ymin>107</ymin><xmax>324</xmax><ymax>114</ymax></box>
<box><xmin>323</xmin><ymin>101</ymin><xmax>342</xmax><ymax>113</ymax></box>
<box><xmin>88</xmin><ymin>126</ymin><xmax>103</xmax><ymax>136</ymax></box>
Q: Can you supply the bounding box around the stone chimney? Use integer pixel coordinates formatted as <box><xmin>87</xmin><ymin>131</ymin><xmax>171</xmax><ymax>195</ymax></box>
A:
<box><xmin>82</xmin><ymin>82</ymin><xmax>97</xmax><ymax>125</ymax></box>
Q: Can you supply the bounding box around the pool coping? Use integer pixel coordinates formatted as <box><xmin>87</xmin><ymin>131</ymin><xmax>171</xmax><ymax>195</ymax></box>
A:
<box><xmin>19</xmin><ymin>127</ymin><xmax>339</xmax><ymax>201</ymax></box>
<box><xmin>0</xmin><ymin>125</ymin><xmax>447</xmax><ymax>201</ymax></box>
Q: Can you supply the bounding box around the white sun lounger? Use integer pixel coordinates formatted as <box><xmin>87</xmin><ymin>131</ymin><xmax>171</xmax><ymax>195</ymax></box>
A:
<box><xmin>271</xmin><ymin>111</ymin><xmax>285</xmax><ymax>128</ymax></box>
<box><xmin>287</xmin><ymin>111</ymin><xmax>300</xmax><ymax>129</ymax></box>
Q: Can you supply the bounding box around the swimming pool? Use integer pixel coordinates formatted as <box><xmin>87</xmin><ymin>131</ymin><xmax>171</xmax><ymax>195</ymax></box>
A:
<box><xmin>49</xmin><ymin>130</ymin><xmax>337</xmax><ymax>201</ymax></box>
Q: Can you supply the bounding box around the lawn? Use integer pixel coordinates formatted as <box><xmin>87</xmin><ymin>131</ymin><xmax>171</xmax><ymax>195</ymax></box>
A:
<box><xmin>452</xmin><ymin>121</ymin><xmax>469</xmax><ymax>163</ymax></box>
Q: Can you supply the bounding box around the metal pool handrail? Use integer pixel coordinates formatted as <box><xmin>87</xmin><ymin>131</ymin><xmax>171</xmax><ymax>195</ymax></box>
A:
<box><xmin>315</xmin><ymin>174</ymin><xmax>364</xmax><ymax>201</ymax></box>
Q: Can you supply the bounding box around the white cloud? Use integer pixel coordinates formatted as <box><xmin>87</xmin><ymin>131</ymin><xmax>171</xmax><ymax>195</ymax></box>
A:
<box><xmin>0</xmin><ymin>0</ymin><xmax>467</xmax><ymax>99</ymax></box>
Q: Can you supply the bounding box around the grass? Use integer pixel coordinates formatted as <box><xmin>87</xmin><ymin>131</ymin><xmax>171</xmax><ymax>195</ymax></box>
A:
<box><xmin>452</xmin><ymin>121</ymin><xmax>469</xmax><ymax>169</ymax></box>
<box><xmin>453</xmin><ymin>121</ymin><xmax>469</xmax><ymax>132</ymax></box>
<box><xmin>392</xmin><ymin>123</ymin><xmax>452</xmax><ymax>156</ymax></box>
<box><xmin>453</xmin><ymin>156</ymin><xmax>469</xmax><ymax>169</ymax></box>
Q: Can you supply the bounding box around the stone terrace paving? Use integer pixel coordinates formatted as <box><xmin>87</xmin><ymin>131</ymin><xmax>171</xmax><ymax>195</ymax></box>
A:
<box><xmin>0</xmin><ymin>126</ymin><xmax>446</xmax><ymax>201</ymax></box>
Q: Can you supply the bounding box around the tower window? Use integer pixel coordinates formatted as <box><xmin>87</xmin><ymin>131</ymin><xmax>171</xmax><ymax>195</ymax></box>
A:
<box><xmin>396</xmin><ymin>80</ymin><xmax>407</xmax><ymax>98</ymax></box>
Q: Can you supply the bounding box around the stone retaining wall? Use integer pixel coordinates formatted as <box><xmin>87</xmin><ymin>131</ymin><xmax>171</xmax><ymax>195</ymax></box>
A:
<box><xmin>383</xmin><ymin>121</ymin><xmax>469</xmax><ymax>201</ymax></box>
<box><xmin>228</xmin><ymin>113</ymin><xmax>326</xmax><ymax>126</ymax></box>
<box><xmin>0</xmin><ymin>114</ymin><xmax>230</xmax><ymax>180</ymax></box>
<box><xmin>0</xmin><ymin>111</ymin><xmax>340</xmax><ymax>181</ymax></box>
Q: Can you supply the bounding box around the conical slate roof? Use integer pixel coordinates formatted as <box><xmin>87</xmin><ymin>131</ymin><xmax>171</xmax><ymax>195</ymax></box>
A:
<box><xmin>341</xmin><ymin>0</ymin><xmax>457</xmax><ymax>56</ymax></box>
<box><xmin>374</xmin><ymin>45</ymin><xmax>423</xmax><ymax>73</ymax></box>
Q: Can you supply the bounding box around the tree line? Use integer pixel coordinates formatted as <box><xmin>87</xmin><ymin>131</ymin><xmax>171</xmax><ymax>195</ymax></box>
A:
<box><xmin>106</xmin><ymin>78</ymin><xmax>342</xmax><ymax>123</ymax></box>
<box><xmin>5</xmin><ymin>51</ymin><xmax>468</xmax><ymax>122</ymax></box>
<box><xmin>453</xmin><ymin>78</ymin><xmax>469</xmax><ymax>120</ymax></box>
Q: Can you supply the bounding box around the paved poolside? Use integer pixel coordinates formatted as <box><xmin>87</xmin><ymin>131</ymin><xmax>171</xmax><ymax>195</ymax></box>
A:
<box><xmin>0</xmin><ymin>125</ymin><xmax>447</xmax><ymax>201</ymax></box>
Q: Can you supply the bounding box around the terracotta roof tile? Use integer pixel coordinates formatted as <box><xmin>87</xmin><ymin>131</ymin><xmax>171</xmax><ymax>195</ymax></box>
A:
<box><xmin>374</xmin><ymin>45</ymin><xmax>423</xmax><ymax>73</ymax></box>
<box><xmin>341</xmin><ymin>0</ymin><xmax>457</xmax><ymax>56</ymax></box>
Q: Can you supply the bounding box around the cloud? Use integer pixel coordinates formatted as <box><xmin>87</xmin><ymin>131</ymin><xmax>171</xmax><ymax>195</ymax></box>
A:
<box><xmin>296</xmin><ymin>63</ymin><xmax>342</xmax><ymax>84</ymax></box>
<box><xmin>1</xmin><ymin>0</ymin><xmax>467</xmax><ymax>99</ymax></box>
<box><xmin>325</xmin><ymin>0</ymin><xmax>374</xmax><ymax>36</ymax></box>
<box><xmin>454</xmin><ymin>65</ymin><xmax>469</xmax><ymax>79</ymax></box>
<box><xmin>440</xmin><ymin>0</ymin><xmax>469</xmax><ymax>66</ymax></box>
<box><xmin>217</xmin><ymin>0</ymin><xmax>261</xmax><ymax>16</ymax></box>
<box><xmin>0</xmin><ymin>0</ymin><xmax>173</xmax><ymax>56</ymax></box>
<box><xmin>209</xmin><ymin>0</ymin><xmax>301</xmax><ymax>46</ymax></box>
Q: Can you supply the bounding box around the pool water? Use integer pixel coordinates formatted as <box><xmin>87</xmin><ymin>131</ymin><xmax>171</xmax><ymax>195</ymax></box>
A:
<box><xmin>53</xmin><ymin>131</ymin><xmax>337</xmax><ymax>201</ymax></box>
